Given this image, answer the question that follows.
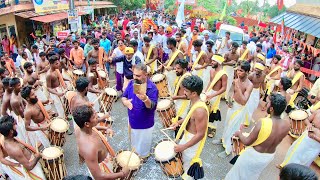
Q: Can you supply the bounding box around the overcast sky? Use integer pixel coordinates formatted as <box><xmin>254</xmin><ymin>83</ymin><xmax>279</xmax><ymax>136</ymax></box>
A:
<box><xmin>235</xmin><ymin>0</ymin><xmax>296</xmax><ymax>7</ymax></box>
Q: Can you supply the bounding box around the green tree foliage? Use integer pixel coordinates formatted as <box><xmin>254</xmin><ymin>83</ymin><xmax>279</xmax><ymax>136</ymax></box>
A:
<box><xmin>266</xmin><ymin>4</ymin><xmax>286</xmax><ymax>18</ymax></box>
<box><xmin>111</xmin><ymin>0</ymin><xmax>145</xmax><ymax>10</ymax></box>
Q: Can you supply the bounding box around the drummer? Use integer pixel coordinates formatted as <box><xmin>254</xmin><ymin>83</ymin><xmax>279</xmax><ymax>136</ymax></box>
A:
<box><xmin>87</xmin><ymin>38</ymin><xmax>108</xmax><ymax>70</ymax></box>
<box><xmin>46</xmin><ymin>55</ymin><xmax>68</xmax><ymax>119</ymax></box>
<box><xmin>36</xmin><ymin>52</ymin><xmax>50</xmax><ymax>84</ymax></box>
<box><xmin>171</xmin><ymin>59</ymin><xmax>191</xmax><ymax>124</ymax></box>
<box><xmin>70</xmin><ymin>77</ymin><xmax>111</xmax><ymax>128</ymax></box>
<box><xmin>87</xmin><ymin>58</ymin><xmax>103</xmax><ymax>112</ymax></box>
<box><xmin>0</xmin><ymin>115</ymin><xmax>46</xmax><ymax>180</ymax></box>
<box><xmin>21</xmin><ymin>86</ymin><xmax>52</xmax><ymax>148</ymax></box>
<box><xmin>203</xmin><ymin>55</ymin><xmax>228</xmax><ymax>138</ymax></box>
<box><xmin>23</xmin><ymin>62</ymin><xmax>48</xmax><ymax>103</ymax></box>
<box><xmin>69</xmin><ymin>40</ymin><xmax>87</xmax><ymax>72</ymax></box>
<box><xmin>73</xmin><ymin>105</ymin><xmax>129</xmax><ymax>179</ymax></box>
<box><xmin>279</xmin><ymin>109</ymin><xmax>320</xmax><ymax>168</ymax></box>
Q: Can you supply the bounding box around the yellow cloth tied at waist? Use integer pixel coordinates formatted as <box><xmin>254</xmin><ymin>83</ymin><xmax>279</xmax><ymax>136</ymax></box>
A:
<box><xmin>227</xmin><ymin>102</ymin><xmax>249</xmax><ymax>126</ymax></box>
<box><xmin>205</xmin><ymin>70</ymin><xmax>227</xmax><ymax>113</ymax></box>
<box><xmin>145</xmin><ymin>45</ymin><xmax>156</xmax><ymax>74</ymax></box>
<box><xmin>176</xmin><ymin>101</ymin><xmax>209</xmax><ymax>167</ymax></box>
<box><xmin>240</xmin><ymin>117</ymin><xmax>273</xmax><ymax>155</ymax></box>
<box><xmin>172</xmin><ymin>72</ymin><xmax>192</xmax><ymax>123</ymax></box>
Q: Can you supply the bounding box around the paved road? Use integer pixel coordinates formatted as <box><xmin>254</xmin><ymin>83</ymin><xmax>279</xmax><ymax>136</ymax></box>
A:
<box><xmin>61</xmin><ymin>72</ymin><xmax>320</xmax><ymax>179</ymax></box>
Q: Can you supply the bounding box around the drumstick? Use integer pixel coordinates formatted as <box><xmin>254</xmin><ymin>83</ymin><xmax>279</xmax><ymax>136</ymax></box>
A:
<box><xmin>160</xmin><ymin>129</ymin><xmax>176</xmax><ymax>145</ymax></box>
<box><xmin>126</xmin><ymin>148</ymin><xmax>136</xmax><ymax>168</ymax></box>
<box><xmin>93</xmin><ymin>92</ymin><xmax>105</xmax><ymax>104</ymax></box>
<box><xmin>35</xmin><ymin>142</ymin><xmax>39</xmax><ymax>154</ymax></box>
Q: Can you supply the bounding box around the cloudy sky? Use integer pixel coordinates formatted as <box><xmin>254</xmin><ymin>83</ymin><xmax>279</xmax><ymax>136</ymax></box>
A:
<box><xmin>235</xmin><ymin>0</ymin><xmax>296</xmax><ymax>7</ymax></box>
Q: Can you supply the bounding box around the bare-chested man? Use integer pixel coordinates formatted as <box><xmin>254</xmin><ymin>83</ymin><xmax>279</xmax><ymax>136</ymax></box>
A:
<box><xmin>46</xmin><ymin>55</ymin><xmax>68</xmax><ymax>119</ymax></box>
<box><xmin>226</xmin><ymin>94</ymin><xmax>290</xmax><ymax>179</ymax></box>
<box><xmin>1</xmin><ymin>78</ymin><xmax>12</xmax><ymax>116</ymax></box>
<box><xmin>171</xmin><ymin>59</ymin><xmax>191</xmax><ymax>127</ymax></box>
<box><xmin>21</xmin><ymin>86</ymin><xmax>51</xmax><ymax>148</ymax></box>
<box><xmin>263</xmin><ymin>54</ymin><xmax>282</xmax><ymax>110</ymax></box>
<box><xmin>0</xmin><ymin>115</ymin><xmax>46</xmax><ymax>179</ymax></box>
<box><xmin>247</xmin><ymin>63</ymin><xmax>266</xmax><ymax>121</ymax></box>
<box><xmin>87</xmin><ymin>38</ymin><xmax>107</xmax><ymax>70</ymax></box>
<box><xmin>214</xmin><ymin>61</ymin><xmax>253</xmax><ymax>158</ymax></box>
<box><xmin>73</xmin><ymin>105</ymin><xmax>129</xmax><ymax>180</ymax></box>
<box><xmin>176</xmin><ymin>32</ymin><xmax>188</xmax><ymax>56</ymax></box>
<box><xmin>159</xmin><ymin>38</ymin><xmax>184</xmax><ymax>71</ymax></box>
<box><xmin>171</xmin><ymin>75</ymin><xmax>209</xmax><ymax>179</ymax></box>
<box><xmin>142</xmin><ymin>36</ymin><xmax>158</xmax><ymax>74</ymax></box>
<box><xmin>191</xmin><ymin>40</ymin><xmax>210</xmax><ymax>88</ymax></box>
<box><xmin>36</xmin><ymin>52</ymin><xmax>50</xmax><ymax>84</ymax></box>
<box><xmin>0</xmin><ymin>68</ymin><xmax>6</xmax><ymax>102</ymax></box>
<box><xmin>239</xmin><ymin>41</ymin><xmax>249</xmax><ymax>61</ymax></box>
<box><xmin>286</xmin><ymin>59</ymin><xmax>305</xmax><ymax>110</ymax></box>
<box><xmin>280</xmin><ymin>106</ymin><xmax>320</xmax><ymax>168</ymax></box>
<box><xmin>249</xmin><ymin>43</ymin><xmax>262</xmax><ymax>63</ymax></box>
<box><xmin>0</xmin><ymin>56</ymin><xmax>11</xmax><ymax>77</ymax></box>
<box><xmin>87</xmin><ymin>59</ymin><xmax>103</xmax><ymax>112</ymax></box>
<box><xmin>223</xmin><ymin>42</ymin><xmax>240</xmax><ymax>99</ymax></box>
<box><xmin>206</xmin><ymin>40</ymin><xmax>215</xmax><ymax>60</ymax></box>
<box><xmin>203</xmin><ymin>55</ymin><xmax>227</xmax><ymax>138</ymax></box>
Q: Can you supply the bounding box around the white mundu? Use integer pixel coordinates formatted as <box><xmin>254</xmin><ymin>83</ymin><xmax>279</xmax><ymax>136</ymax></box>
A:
<box><xmin>280</xmin><ymin>130</ymin><xmax>320</xmax><ymax>168</ymax></box>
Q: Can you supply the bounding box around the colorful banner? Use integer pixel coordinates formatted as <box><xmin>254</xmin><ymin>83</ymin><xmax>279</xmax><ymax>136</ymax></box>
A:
<box><xmin>32</xmin><ymin>0</ymin><xmax>69</xmax><ymax>13</ymax></box>
<box><xmin>57</xmin><ymin>30</ymin><xmax>70</xmax><ymax>39</ymax></box>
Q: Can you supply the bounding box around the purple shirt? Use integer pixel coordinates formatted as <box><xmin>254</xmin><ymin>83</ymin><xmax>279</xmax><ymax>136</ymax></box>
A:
<box><xmin>60</xmin><ymin>44</ymin><xmax>73</xmax><ymax>58</ymax></box>
<box><xmin>123</xmin><ymin>79</ymin><xmax>158</xmax><ymax>129</ymax></box>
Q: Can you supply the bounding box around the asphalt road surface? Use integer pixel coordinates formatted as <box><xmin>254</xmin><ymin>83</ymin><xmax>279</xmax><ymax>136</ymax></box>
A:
<box><xmin>61</xmin><ymin>72</ymin><xmax>320</xmax><ymax>179</ymax></box>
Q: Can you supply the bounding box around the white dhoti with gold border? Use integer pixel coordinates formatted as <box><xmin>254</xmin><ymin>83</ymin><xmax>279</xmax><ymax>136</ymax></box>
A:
<box><xmin>246</xmin><ymin>88</ymin><xmax>260</xmax><ymax>121</ymax></box>
<box><xmin>27</xmin><ymin>121</ymin><xmax>50</xmax><ymax>149</ymax></box>
<box><xmin>223</xmin><ymin>65</ymin><xmax>234</xmax><ymax>99</ymax></box>
<box><xmin>131</xmin><ymin>126</ymin><xmax>154</xmax><ymax>158</ymax></box>
<box><xmin>87</xmin><ymin>84</ymin><xmax>100</xmax><ymax>113</ymax></box>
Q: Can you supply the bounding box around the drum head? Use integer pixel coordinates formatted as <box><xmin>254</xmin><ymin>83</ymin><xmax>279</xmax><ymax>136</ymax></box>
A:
<box><xmin>104</xmin><ymin>88</ymin><xmax>117</xmax><ymax>96</ymax></box>
<box><xmin>50</xmin><ymin>118</ymin><xmax>69</xmax><ymax>133</ymax></box>
<box><xmin>200</xmin><ymin>93</ymin><xmax>207</xmax><ymax>102</ymax></box>
<box><xmin>151</xmin><ymin>74</ymin><xmax>165</xmax><ymax>83</ymax></box>
<box><xmin>42</xmin><ymin>146</ymin><xmax>63</xmax><ymax>160</ymax></box>
<box><xmin>157</xmin><ymin>99</ymin><xmax>172</xmax><ymax>110</ymax></box>
<box><xmin>289</xmin><ymin>110</ymin><xmax>308</xmax><ymax>120</ymax></box>
<box><xmin>73</xmin><ymin>69</ymin><xmax>84</xmax><ymax>75</ymax></box>
<box><xmin>98</xmin><ymin>70</ymin><xmax>107</xmax><ymax>78</ymax></box>
<box><xmin>116</xmin><ymin>151</ymin><xmax>141</xmax><ymax>170</ymax></box>
<box><xmin>154</xmin><ymin>140</ymin><xmax>176</xmax><ymax>162</ymax></box>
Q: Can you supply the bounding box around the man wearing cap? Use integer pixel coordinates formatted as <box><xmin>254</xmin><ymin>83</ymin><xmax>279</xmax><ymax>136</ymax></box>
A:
<box><xmin>247</xmin><ymin>63</ymin><xmax>266</xmax><ymax>122</ymax></box>
<box><xmin>203</xmin><ymin>55</ymin><xmax>227</xmax><ymax>138</ymax></box>
<box><xmin>110</xmin><ymin>47</ymin><xmax>141</xmax><ymax>91</ymax></box>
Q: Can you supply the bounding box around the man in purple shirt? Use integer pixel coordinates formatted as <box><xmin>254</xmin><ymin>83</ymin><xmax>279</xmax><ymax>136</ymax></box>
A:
<box><xmin>59</xmin><ymin>38</ymin><xmax>73</xmax><ymax>58</ymax></box>
<box><xmin>122</xmin><ymin>63</ymin><xmax>158</xmax><ymax>159</ymax></box>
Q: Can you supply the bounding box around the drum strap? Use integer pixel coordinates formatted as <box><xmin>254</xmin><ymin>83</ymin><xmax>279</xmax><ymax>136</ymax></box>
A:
<box><xmin>92</xmin><ymin>128</ymin><xmax>116</xmax><ymax>157</ymax></box>
<box><xmin>191</xmin><ymin>51</ymin><xmax>205</xmax><ymax>70</ymax></box>
<box><xmin>146</xmin><ymin>45</ymin><xmax>156</xmax><ymax>74</ymax></box>
<box><xmin>55</xmin><ymin>69</ymin><xmax>66</xmax><ymax>89</ymax></box>
<box><xmin>266</xmin><ymin>65</ymin><xmax>281</xmax><ymax>78</ymax></box>
<box><xmin>175</xmin><ymin>101</ymin><xmax>209</xmax><ymax>167</ymax></box>
<box><xmin>288</xmin><ymin>92</ymin><xmax>299</xmax><ymax>108</ymax></box>
<box><xmin>97</xmin><ymin>72</ymin><xmax>107</xmax><ymax>89</ymax></box>
<box><xmin>37</xmin><ymin>101</ymin><xmax>50</xmax><ymax>121</ymax></box>
<box><xmin>145</xmin><ymin>45</ymin><xmax>155</xmax><ymax>64</ymax></box>
<box><xmin>14</xmin><ymin>137</ymin><xmax>36</xmax><ymax>154</ymax></box>
<box><xmin>165</xmin><ymin>50</ymin><xmax>181</xmax><ymax>69</ymax></box>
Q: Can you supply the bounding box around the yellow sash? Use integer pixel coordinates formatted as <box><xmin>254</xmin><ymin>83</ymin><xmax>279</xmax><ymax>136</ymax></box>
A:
<box><xmin>175</xmin><ymin>101</ymin><xmax>209</xmax><ymax>167</ymax></box>
<box><xmin>267</xmin><ymin>65</ymin><xmax>281</xmax><ymax>77</ymax></box>
<box><xmin>191</xmin><ymin>51</ymin><xmax>205</xmax><ymax>70</ymax></box>
<box><xmin>311</xmin><ymin>101</ymin><xmax>320</xmax><ymax>111</ymax></box>
<box><xmin>145</xmin><ymin>45</ymin><xmax>156</xmax><ymax>73</ymax></box>
<box><xmin>289</xmin><ymin>71</ymin><xmax>304</xmax><ymax>88</ymax></box>
<box><xmin>239</xmin><ymin>117</ymin><xmax>273</xmax><ymax>155</ymax></box>
<box><xmin>239</xmin><ymin>49</ymin><xmax>249</xmax><ymax>61</ymax></box>
<box><xmin>173</xmin><ymin>72</ymin><xmax>191</xmax><ymax>96</ymax></box>
<box><xmin>166</xmin><ymin>50</ymin><xmax>181</xmax><ymax>69</ymax></box>
<box><xmin>206</xmin><ymin>70</ymin><xmax>227</xmax><ymax>113</ymax></box>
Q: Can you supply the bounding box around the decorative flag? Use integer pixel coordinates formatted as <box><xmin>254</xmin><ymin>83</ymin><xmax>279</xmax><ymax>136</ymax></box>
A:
<box><xmin>281</xmin><ymin>16</ymin><xmax>285</xmax><ymax>36</ymax></box>
<box><xmin>176</xmin><ymin>0</ymin><xmax>185</xmax><ymax>28</ymax></box>
<box><xmin>219</xmin><ymin>1</ymin><xmax>227</xmax><ymax>21</ymax></box>
<box><xmin>237</xmin><ymin>9</ymin><xmax>243</xmax><ymax>15</ymax></box>
<box><xmin>277</xmin><ymin>0</ymin><xmax>284</xmax><ymax>10</ymax></box>
<box><xmin>273</xmin><ymin>31</ymin><xmax>277</xmax><ymax>44</ymax></box>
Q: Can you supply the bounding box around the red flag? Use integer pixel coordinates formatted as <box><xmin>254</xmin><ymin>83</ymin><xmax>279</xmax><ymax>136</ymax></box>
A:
<box><xmin>237</xmin><ymin>9</ymin><xmax>242</xmax><ymax>15</ymax></box>
<box><xmin>227</xmin><ymin>0</ymin><xmax>232</xmax><ymax>6</ymax></box>
<box><xmin>258</xmin><ymin>21</ymin><xmax>267</xmax><ymax>28</ymax></box>
<box><xmin>277</xmin><ymin>0</ymin><xmax>284</xmax><ymax>10</ymax></box>
<box><xmin>273</xmin><ymin>32</ymin><xmax>277</xmax><ymax>44</ymax></box>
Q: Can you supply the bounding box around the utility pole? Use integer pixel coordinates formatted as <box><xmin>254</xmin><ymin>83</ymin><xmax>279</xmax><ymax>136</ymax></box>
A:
<box><xmin>68</xmin><ymin>0</ymin><xmax>78</xmax><ymax>32</ymax></box>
